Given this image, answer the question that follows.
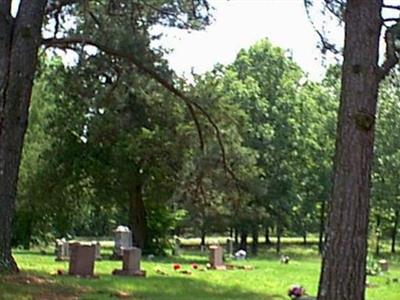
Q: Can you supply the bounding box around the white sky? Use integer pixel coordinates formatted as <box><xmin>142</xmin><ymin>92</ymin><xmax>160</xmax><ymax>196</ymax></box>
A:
<box><xmin>11</xmin><ymin>0</ymin><xmax>343</xmax><ymax>80</ymax></box>
<box><xmin>159</xmin><ymin>0</ymin><xmax>343</xmax><ymax>81</ymax></box>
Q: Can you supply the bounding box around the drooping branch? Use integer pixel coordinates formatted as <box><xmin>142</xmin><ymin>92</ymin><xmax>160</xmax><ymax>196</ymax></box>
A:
<box><xmin>383</xmin><ymin>4</ymin><xmax>400</xmax><ymax>10</ymax></box>
<box><xmin>42</xmin><ymin>36</ymin><xmax>206</xmax><ymax>148</ymax></box>
<box><xmin>303</xmin><ymin>0</ymin><xmax>341</xmax><ymax>55</ymax></box>
<box><xmin>378</xmin><ymin>29</ymin><xmax>399</xmax><ymax>81</ymax></box>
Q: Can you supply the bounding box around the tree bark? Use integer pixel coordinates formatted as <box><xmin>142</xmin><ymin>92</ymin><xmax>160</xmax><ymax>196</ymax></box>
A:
<box><xmin>239</xmin><ymin>231</ymin><xmax>248</xmax><ymax>251</ymax></box>
<box><xmin>375</xmin><ymin>215</ymin><xmax>381</xmax><ymax>256</ymax></box>
<box><xmin>128</xmin><ymin>181</ymin><xmax>147</xmax><ymax>250</ymax></box>
<box><xmin>317</xmin><ymin>2</ymin><xmax>382</xmax><ymax>300</ymax></box>
<box><xmin>276</xmin><ymin>225</ymin><xmax>282</xmax><ymax>254</ymax></box>
<box><xmin>318</xmin><ymin>198</ymin><xmax>326</xmax><ymax>254</ymax></box>
<box><xmin>391</xmin><ymin>210</ymin><xmax>399</xmax><ymax>254</ymax></box>
<box><xmin>0</xmin><ymin>0</ymin><xmax>47</xmax><ymax>273</ymax></box>
<box><xmin>265</xmin><ymin>225</ymin><xmax>272</xmax><ymax>246</ymax></box>
<box><xmin>200</xmin><ymin>229</ymin><xmax>206</xmax><ymax>247</ymax></box>
<box><xmin>251</xmin><ymin>227</ymin><xmax>258</xmax><ymax>256</ymax></box>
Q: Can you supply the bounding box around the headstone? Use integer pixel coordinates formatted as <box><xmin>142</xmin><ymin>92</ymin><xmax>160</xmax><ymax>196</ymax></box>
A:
<box><xmin>234</xmin><ymin>249</ymin><xmax>247</xmax><ymax>260</ymax></box>
<box><xmin>172</xmin><ymin>237</ymin><xmax>181</xmax><ymax>256</ymax></box>
<box><xmin>93</xmin><ymin>241</ymin><xmax>102</xmax><ymax>260</ymax></box>
<box><xmin>226</xmin><ymin>238</ymin><xmax>233</xmax><ymax>256</ymax></box>
<box><xmin>378</xmin><ymin>259</ymin><xmax>389</xmax><ymax>272</ymax></box>
<box><xmin>68</xmin><ymin>243</ymin><xmax>96</xmax><ymax>277</ymax></box>
<box><xmin>113</xmin><ymin>247</ymin><xmax>146</xmax><ymax>277</ymax></box>
<box><xmin>113</xmin><ymin>226</ymin><xmax>132</xmax><ymax>257</ymax></box>
<box><xmin>55</xmin><ymin>238</ymin><xmax>70</xmax><ymax>261</ymax></box>
<box><xmin>200</xmin><ymin>245</ymin><xmax>206</xmax><ymax>252</ymax></box>
<box><xmin>209</xmin><ymin>245</ymin><xmax>226</xmax><ymax>270</ymax></box>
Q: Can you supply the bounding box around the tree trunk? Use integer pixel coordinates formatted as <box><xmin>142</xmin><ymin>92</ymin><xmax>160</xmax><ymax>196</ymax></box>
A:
<box><xmin>375</xmin><ymin>215</ymin><xmax>381</xmax><ymax>256</ymax></box>
<box><xmin>391</xmin><ymin>210</ymin><xmax>399</xmax><ymax>254</ymax></box>
<box><xmin>265</xmin><ymin>225</ymin><xmax>272</xmax><ymax>246</ymax></box>
<box><xmin>0</xmin><ymin>0</ymin><xmax>47</xmax><ymax>273</ymax></box>
<box><xmin>200</xmin><ymin>230</ymin><xmax>206</xmax><ymax>247</ymax></box>
<box><xmin>234</xmin><ymin>226</ymin><xmax>239</xmax><ymax>245</ymax></box>
<box><xmin>317</xmin><ymin>2</ymin><xmax>382</xmax><ymax>300</ymax></box>
<box><xmin>251</xmin><ymin>227</ymin><xmax>258</xmax><ymax>256</ymax></box>
<box><xmin>318</xmin><ymin>198</ymin><xmax>326</xmax><ymax>254</ymax></box>
<box><xmin>128</xmin><ymin>181</ymin><xmax>147</xmax><ymax>250</ymax></box>
<box><xmin>276</xmin><ymin>230</ymin><xmax>281</xmax><ymax>254</ymax></box>
<box><xmin>239</xmin><ymin>231</ymin><xmax>247</xmax><ymax>251</ymax></box>
<box><xmin>276</xmin><ymin>221</ymin><xmax>283</xmax><ymax>254</ymax></box>
<box><xmin>303</xmin><ymin>231</ymin><xmax>307</xmax><ymax>245</ymax></box>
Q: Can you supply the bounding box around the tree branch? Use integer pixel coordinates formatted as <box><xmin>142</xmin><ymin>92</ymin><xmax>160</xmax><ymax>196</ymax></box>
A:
<box><xmin>383</xmin><ymin>4</ymin><xmax>400</xmax><ymax>10</ymax></box>
<box><xmin>378</xmin><ymin>30</ymin><xmax>399</xmax><ymax>81</ymax></box>
<box><xmin>42</xmin><ymin>36</ymin><xmax>205</xmax><ymax>151</ymax></box>
<box><xmin>45</xmin><ymin>0</ymin><xmax>79</xmax><ymax>15</ymax></box>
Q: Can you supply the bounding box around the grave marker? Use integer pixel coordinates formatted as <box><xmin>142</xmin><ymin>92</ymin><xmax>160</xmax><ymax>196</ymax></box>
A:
<box><xmin>68</xmin><ymin>243</ymin><xmax>96</xmax><ymax>277</ymax></box>
<box><xmin>209</xmin><ymin>245</ymin><xmax>226</xmax><ymax>270</ymax></box>
<box><xmin>113</xmin><ymin>226</ymin><xmax>132</xmax><ymax>258</ymax></box>
<box><xmin>113</xmin><ymin>247</ymin><xmax>146</xmax><ymax>277</ymax></box>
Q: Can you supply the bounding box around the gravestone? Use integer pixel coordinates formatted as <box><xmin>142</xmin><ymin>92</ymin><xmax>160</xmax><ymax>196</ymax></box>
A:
<box><xmin>378</xmin><ymin>259</ymin><xmax>389</xmax><ymax>272</ymax></box>
<box><xmin>113</xmin><ymin>226</ymin><xmax>132</xmax><ymax>257</ymax></box>
<box><xmin>55</xmin><ymin>238</ymin><xmax>70</xmax><ymax>261</ymax></box>
<box><xmin>226</xmin><ymin>238</ymin><xmax>234</xmax><ymax>257</ymax></box>
<box><xmin>209</xmin><ymin>245</ymin><xmax>226</xmax><ymax>270</ymax></box>
<box><xmin>68</xmin><ymin>243</ymin><xmax>96</xmax><ymax>277</ymax></box>
<box><xmin>113</xmin><ymin>247</ymin><xmax>146</xmax><ymax>277</ymax></box>
<box><xmin>172</xmin><ymin>237</ymin><xmax>181</xmax><ymax>256</ymax></box>
<box><xmin>93</xmin><ymin>241</ymin><xmax>102</xmax><ymax>260</ymax></box>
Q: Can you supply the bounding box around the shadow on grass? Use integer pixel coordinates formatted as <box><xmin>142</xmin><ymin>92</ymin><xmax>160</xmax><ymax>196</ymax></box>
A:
<box><xmin>83</xmin><ymin>274</ymin><xmax>286</xmax><ymax>300</ymax></box>
<box><xmin>1</xmin><ymin>269</ymin><xmax>287</xmax><ymax>300</ymax></box>
<box><xmin>0</xmin><ymin>272</ymin><xmax>82</xmax><ymax>300</ymax></box>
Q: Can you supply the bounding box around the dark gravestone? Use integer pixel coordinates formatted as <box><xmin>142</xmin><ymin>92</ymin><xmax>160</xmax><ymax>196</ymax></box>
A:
<box><xmin>68</xmin><ymin>243</ymin><xmax>96</xmax><ymax>277</ymax></box>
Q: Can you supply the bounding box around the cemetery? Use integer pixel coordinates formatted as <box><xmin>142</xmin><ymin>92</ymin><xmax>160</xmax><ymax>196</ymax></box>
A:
<box><xmin>1</xmin><ymin>232</ymin><xmax>399</xmax><ymax>299</ymax></box>
<box><xmin>2</xmin><ymin>1</ymin><xmax>400</xmax><ymax>300</ymax></box>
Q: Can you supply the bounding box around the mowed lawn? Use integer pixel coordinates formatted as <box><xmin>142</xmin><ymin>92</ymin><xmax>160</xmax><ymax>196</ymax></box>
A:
<box><xmin>1</xmin><ymin>247</ymin><xmax>399</xmax><ymax>300</ymax></box>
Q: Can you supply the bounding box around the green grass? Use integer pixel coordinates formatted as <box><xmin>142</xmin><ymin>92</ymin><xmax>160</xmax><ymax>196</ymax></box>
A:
<box><xmin>1</xmin><ymin>247</ymin><xmax>399</xmax><ymax>300</ymax></box>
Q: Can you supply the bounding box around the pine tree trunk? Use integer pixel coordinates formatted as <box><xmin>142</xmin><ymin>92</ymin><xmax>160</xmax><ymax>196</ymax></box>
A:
<box><xmin>317</xmin><ymin>2</ymin><xmax>382</xmax><ymax>300</ymax></box>
<box><xmin>391</xmin><ymin>210</ymin><xmax>399</xmax><ymax>254</ymax></box>
<box><xmin>0</xmin><ymin>0</ymin><xmax>46</xmax><ymax>273</ymax></box>
<box><xmin>129</xmin><ymin>182</ymin><xmax>147</xmax><ymax>250</ymax></box>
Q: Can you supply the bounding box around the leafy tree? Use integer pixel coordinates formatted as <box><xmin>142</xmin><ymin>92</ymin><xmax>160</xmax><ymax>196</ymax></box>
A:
<box><xmin>0</xmin><ymin>0</ymin><xmax>212</xmax><ymax>272</ymax></box>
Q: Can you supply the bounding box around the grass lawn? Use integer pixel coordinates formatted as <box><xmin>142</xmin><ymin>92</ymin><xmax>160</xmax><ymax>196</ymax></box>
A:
<box><xmin>1</xmin><ymin>246</ymin><xmax>399</xmax><ymax>300</ymax></box>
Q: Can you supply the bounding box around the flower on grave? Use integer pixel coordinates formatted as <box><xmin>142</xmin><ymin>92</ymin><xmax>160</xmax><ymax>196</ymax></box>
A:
<box><xmin>288</xmin><ymin>284</ymin><xmax>306</xmax><ymax>299</ymax></box>
<box><xmin>173</xmin><ymin>264</ymin><xmax>181</xmax><ymax>271</ymax></box>
<box><xmin>191</xmin><ymin>263</ymin><xmax>199</xmax><ymax>270</ymax></box>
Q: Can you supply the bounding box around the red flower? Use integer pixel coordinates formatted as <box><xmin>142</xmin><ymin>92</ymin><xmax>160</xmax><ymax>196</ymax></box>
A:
<box><xmin>191</xmin><ymin>263</ymin><xmax>199</xmax><ymax>270</ymax></box>
<box><xmin>173</xmin><ymin>264</ymin><xmax>181</xmax><ymax>271</ymax></box>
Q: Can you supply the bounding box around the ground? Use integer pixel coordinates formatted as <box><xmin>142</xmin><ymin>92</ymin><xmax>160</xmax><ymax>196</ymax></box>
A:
<box><xmin>1</xmin><ymin>244</ymin><xmax>399</xmax><ymax>300</ymax></box>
